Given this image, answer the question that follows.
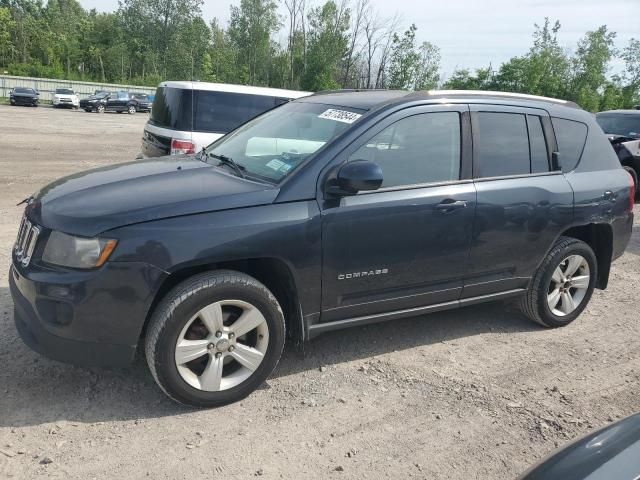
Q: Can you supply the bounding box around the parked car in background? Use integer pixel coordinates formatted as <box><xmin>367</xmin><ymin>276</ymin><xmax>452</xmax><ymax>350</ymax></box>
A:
<box><xmin>596</xmin><ymin>109</ymin><xmax>640</xmax><ymax>193</ymax></box>
<box><xmin>80</xmin><ymin>91</ymin><xmax>111</xmax><ymax>113</ymax></box>
<box><xmin>10</xmin><ymin>90</ymin><xmax>634</xmax><ymax>407</ymax></box>
<box><xmin>105</xmin><ymin>91</ymin><xmax>152</xmax><ymax>114</ymax></box>
<box><xmin>52</xmin><ymin>88</ymin><xmax>80</xmax><ymax>109</ymax></box>
<box><xmin>9</xmin><ymin>87</ymin><xmax>39</xmax><ymax>107</ymax></box>
<box><xmin>519</xmin><ymin>413</ymin><xmax>640</xmax><ymax>479</ymax></box>
<box><xmin>140</xmin><ymin>81</ymin><xmax>311</xmax><ymax>157</ymax></box>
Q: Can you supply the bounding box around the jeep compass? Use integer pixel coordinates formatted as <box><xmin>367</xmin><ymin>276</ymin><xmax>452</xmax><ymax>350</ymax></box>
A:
<box><xmin>10</xmin><ymin>90</ymin><xmax>635</xmax><ymax>407</ymax></box>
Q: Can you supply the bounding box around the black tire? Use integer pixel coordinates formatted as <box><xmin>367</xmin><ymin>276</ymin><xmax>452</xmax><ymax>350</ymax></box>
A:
<box><xmin>145</xmin><ymin>270</ymin><xmax>285</xmax><ymax>408</ymax></box>
<box><xmin>520</xmin><ymin>236</ymin><xmax>597</xmax><ymax>328</ymax></box>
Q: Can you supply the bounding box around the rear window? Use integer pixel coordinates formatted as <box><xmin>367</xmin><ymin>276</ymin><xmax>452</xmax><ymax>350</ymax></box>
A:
<box><xmin>551</xmin><ymin>117</ymin><xmax>588</xmax><ymax>172</ymax></box>
<box><xmin>150</xmin><ymin>87</ymin><xmax>281</xmax><ymax>133</ymax></box>
<box><xmin>596</xmin><ymin>114</ymin><xmax>640</xmax><ymax>138</ymax></box>
<box><xmin>150</xmin><ymin>87</ymin><xmax>193</xmax><ymax>130</ymax></box>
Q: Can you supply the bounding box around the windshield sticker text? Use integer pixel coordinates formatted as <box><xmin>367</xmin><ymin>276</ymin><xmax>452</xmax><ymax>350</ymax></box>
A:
<box><xmin>318</xmin><ymin>109</ymin><xmax>362</xmax><ymax>124</ymax></box>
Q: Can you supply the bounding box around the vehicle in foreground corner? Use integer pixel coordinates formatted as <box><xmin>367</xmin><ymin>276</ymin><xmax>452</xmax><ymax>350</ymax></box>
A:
<box><xmin>140</xmin><ymin>81</ymin><xmax>311</xmax><ymax>157</ymax></box>
<box><xmin>596</xmin><ymin>109</ymin><xmax>640</xmax><ymax>193</ymax></box>
<box><xmin>9</xmin><ymin>87</ymin><xmax>39</xmax><ymax>107</ymax></box>
<box><xmin>519</xmin><ymin>413</ymin><xmax>640</xmax><ymax>480</ymax></box>
<box><xmin>10</xmin><ymin>90</ymin><xmax>634</xmax><ymax>407</ymax></box>
<box><xmin>80</xmin><ymin>91</ymin><xmax>111</xmax><ymax>113</ymax></box>
<box><xmin>106</xmin><ymin>91</ymin><xmax>152</xmax><ymax>114</ymax></box>
<box><xmin>52</xmin><ymin>88</ymin><xmax>80</xmax><ymax>109</ymax></box>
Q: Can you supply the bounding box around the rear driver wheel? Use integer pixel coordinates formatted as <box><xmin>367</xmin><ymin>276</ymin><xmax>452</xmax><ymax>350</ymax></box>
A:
<box><xmin>145</xmin><ymin>271</ymin><xmax>285</xmax><ymax>408</ymax></box>
<box><xmin>520</xmin><ymin>237</ymin><xmax>597</xmax><ymax>327</ymax></box>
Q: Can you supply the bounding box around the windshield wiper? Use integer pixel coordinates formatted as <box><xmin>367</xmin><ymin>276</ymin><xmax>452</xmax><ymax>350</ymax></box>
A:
<box><xmin>208</xmin><ymin>153</ymin><xmax>246</xmax><ymax>179</ymax></box>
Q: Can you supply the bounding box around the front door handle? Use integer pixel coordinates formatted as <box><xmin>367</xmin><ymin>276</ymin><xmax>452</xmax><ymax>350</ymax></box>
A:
<box><xmin>435</xmin><ymin>199</ymin><xmax>468</xmax><ymax>213</ymax></box>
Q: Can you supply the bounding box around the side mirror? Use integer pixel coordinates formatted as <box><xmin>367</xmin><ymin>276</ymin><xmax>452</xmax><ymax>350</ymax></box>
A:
<box><xmin>327</xmin><ymin>160</ymin><xmax>383</xmax><ymax>196</ymax></box>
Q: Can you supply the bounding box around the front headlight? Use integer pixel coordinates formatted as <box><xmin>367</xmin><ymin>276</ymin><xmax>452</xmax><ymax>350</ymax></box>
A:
<box><xmin>42</xmin><ymin>231</ymin><xmax>117</xmax><ymax>269</ymax></box>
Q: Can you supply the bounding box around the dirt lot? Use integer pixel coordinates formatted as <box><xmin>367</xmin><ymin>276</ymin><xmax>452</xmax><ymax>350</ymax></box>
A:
<box><xmin>0</xmin><ymin>104</ymin><xmax>639</xmax><ymax>480</ymax></box>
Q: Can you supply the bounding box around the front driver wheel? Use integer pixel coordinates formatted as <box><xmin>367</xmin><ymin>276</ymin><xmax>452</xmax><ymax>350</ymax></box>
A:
<box><xmin>520</xmin><ymin>237</ymin><xmax>597</xmax><ymax>327</ymax></box>
<box><xmin>145</xmin><ymin>271</ymin><xmax>285</xmax><ymax>407</ymax></box>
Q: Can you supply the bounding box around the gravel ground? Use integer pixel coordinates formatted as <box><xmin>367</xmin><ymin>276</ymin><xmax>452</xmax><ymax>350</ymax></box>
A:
<box><xmin>0</xmin><ymin>104</ymin><xmax>639</xmax><ymax>480</ymax></box>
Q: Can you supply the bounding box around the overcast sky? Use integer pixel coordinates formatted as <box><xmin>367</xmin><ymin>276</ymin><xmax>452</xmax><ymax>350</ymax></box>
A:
<box><xmin>77</xmin><ymin>0</ymin><xmax>638</xmax><ymax>78</ymax></box>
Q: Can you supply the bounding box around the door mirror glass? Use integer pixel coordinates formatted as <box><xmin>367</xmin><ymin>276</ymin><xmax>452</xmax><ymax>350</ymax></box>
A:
<box><xmin>327</xmin><ymin>160</ymin><xmax>383</xmax><ymax>196</ymax></box>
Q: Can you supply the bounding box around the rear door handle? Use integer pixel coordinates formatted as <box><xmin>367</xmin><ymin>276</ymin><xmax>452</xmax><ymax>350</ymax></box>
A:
<box><xmin>435</xmin><ymin>199</ymin><xmax>468</xmax><ymax>212</ymax></box>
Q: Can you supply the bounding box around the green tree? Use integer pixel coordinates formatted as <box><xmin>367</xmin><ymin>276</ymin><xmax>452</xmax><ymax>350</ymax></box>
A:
<box><xmin>387</xmin><ymin>24</ymin><xmax>420</xmax><ymax>89</ymax></box>
<box><xmin>571</xmin><ymin>26</ymin><xmax>617</xmax><ymax>111</ymax></box>
<box><xmin>301</xmin><ymin>1</ymin><xmax>350</xmax><ymax>91</ymax></box>
<box><xmin>0</xmin><ymin>6</ymin><xmax>15</xmax><ymax>65</ymax></box>
<box><xmin>228</xmin><ymin>0</ymin><xmax>280</xmax><ymax>85</ymax></box>
<box><xmin>388</xmin><ymin>25</ymin><xmax>440</xmax><ymax>90</ymax></box>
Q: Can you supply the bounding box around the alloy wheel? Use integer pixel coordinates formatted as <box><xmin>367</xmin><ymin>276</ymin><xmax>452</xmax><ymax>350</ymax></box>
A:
<box><xmin>547</xmin><ymin>254</ymin><xmax>591</xmax><ymax>317</ymax></box>
<box><xmin>174</xmin><ymin>300</ymin><xmax>269</xmax><ymax>392</ymax></box>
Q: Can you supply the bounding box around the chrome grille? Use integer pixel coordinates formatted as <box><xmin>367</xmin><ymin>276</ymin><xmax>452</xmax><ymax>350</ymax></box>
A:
<box><xmin>14</xmin><ymin>215</ymin><xmax>40</xmax><ymax>267</ymax></box>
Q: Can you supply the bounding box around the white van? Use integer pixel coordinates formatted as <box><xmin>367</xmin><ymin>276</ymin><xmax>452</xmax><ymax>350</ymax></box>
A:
<box><xmin>140</xmin><ymin>81</ymin><xmax>311</xmax><ymax>157</ymax></box>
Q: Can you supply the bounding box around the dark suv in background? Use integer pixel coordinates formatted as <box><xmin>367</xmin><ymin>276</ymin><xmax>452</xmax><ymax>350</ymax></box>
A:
<box><xmin>106</xmin><ymin>91</ymin><xmax>152</xmax><ymax>114</ymax></box>
<box><xmin>596</xmin><ymin>109</ymin><xmax>640</xmax><ymax>192</ymax></box>
<box><xmin>10</xmin><ymin>90</ymin><xmax>634</xmax><ymax>408</ymax></box>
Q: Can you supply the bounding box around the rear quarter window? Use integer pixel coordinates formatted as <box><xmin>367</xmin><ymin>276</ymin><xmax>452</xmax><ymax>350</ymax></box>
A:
<box><xmin>551</xmin><ymin>117</ymin><xmax>588</xmax><ymax>172</ymax></box>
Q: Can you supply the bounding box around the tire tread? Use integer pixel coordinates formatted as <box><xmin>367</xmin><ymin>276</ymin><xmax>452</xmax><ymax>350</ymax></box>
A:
<box><xmin>145</xmin><ymin>270</ymin><xmax>284</xmax><ymax>407</ymax></box>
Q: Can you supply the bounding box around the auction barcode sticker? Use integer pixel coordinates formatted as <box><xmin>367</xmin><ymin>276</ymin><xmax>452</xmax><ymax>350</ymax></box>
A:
<box><xmin>318</xmin><ymin>109</ymin><xmax>362</xmax><ymax>124</ymax></box>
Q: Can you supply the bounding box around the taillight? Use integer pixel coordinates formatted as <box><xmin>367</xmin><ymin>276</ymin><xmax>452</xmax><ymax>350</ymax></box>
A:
<box><xmin>170</xmin><ymin>139</ymin><xmax>195</xmax><ymax>155</ymax></box>
<box><xmin>629</xmin><ymin>172</ymin><xmax>636</xmax><ymax>212</ymax></box>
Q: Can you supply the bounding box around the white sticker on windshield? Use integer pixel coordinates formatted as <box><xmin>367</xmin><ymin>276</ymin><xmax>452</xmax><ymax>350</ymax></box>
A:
<box><xmin>266</xmin><ymin>159</ymin><xmax>286</xmax><ymax>171</ymax></box>
<box><xmin>318</xmin><ymin>109</ymin><xmax>362</xmax><ymax>124</ymax></box>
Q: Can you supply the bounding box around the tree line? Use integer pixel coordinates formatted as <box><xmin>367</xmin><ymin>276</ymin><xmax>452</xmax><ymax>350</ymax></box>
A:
<box><xmin>0</xmin><ymin>0</ymin><xmax>638</xmax><ymax>111</ymax></box>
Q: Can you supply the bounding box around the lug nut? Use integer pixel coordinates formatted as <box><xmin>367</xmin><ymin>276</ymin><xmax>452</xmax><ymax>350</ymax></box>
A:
<box><xmin>229</xmin><ymin>333</ymin><xmax>235</xmax><ymax>339</ymax></box>
<box><xmin>215</xmin><ymin>331</ymin><xmax>222</xmax><ymax>338</ymax></box>
<box><xmin>228</xmin><ymin>345</ymin><xmax>235</xmax><ymax>352</ymax></box>
<box><xmin>215</xmin><ymin>352</ymin><xmax>222</xmax><ymax>358</ymax></box>
<box><xmin>207</xmin><ymin>343</ymin><xmax>214</xmax><ymax>350</ymax></box>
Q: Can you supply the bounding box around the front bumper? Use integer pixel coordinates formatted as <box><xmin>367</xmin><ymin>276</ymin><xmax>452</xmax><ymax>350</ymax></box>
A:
<box><xmin>9</xmin><ymin>258</ymin><xmax>167</xmax><ymax>367</ymax></box>
<box><xmin>53</xmin><ymin>98</ymin><xmax>79</xmax><ymax>107</ymax></box>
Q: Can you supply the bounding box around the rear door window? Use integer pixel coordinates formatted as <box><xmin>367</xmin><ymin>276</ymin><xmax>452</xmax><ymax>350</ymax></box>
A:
<box><xmin>551</xmin><ymin>118</ymin><xmax>588</xmax><ymax>172</ymax></box>
<box><xmin>475</xmin><ymin>112</ymin><xmax>530</xmax><ymax>177</ymax></box>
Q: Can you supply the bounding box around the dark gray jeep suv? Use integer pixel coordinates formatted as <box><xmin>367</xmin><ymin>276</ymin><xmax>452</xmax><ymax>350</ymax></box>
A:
<box><xmin>10</xmin><ymin>90</ymin><xmax>634</xmax><ymax>407</ymax></box>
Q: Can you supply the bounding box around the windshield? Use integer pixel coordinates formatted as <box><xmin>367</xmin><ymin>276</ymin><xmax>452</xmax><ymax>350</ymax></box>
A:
<box><xmin>596</xmin><ymin>114</ymin><xmax>640</xmax><ymax>138</ymax></box>
<box><xmin>14</xmin><ymin>88</ymin><xmax>34</xmax><ymax>94</ymax></box>
<box><xmin>56</xmin><ymin>88</ymin><xmax>74</xmax><ymax>95</ymax></box>
<box><xmin>204</xmin><ymin>102</ymin><xmax>364</xmax><ymax>183</ymax></box>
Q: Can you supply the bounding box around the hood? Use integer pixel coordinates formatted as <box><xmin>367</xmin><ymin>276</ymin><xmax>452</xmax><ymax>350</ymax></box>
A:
<box><xmin>55</xmin><ymin>93</ymin><xmax>77</xmax><ymax>98</ymax></box>
<box><xmin>28</xmin><ymin>156</ymin><xmax>279</xmax><ymax>237</ymax></box>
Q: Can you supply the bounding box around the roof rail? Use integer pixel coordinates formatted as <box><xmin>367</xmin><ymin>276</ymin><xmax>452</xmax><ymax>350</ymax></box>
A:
<box><xmin>313</xmin><ymin>88</ymin><xmax>390</xmax><ymax>95</ymax></box>
<box><xmin>426</xmin><ymin>89</ymin><xmax>570</xmax><ymax>105</ymax></box>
